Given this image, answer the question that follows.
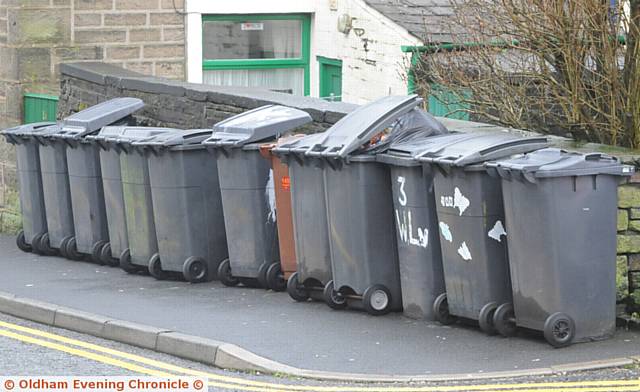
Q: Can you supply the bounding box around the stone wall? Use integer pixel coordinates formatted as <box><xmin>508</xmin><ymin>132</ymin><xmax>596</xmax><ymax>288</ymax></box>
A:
<box><xmin>618</xmin><ymin>182</ymin><xmax>640</xmax><ymax>312</ymax></box>
<box><xmin>57</xmin><ymin>62</ymin><xmax>356</xmax><ymax>132</ymax></box>
<box><xmin>0</xmin><ymin>0</ymin><xmax>185</xmax><ymax>128</ymax></box>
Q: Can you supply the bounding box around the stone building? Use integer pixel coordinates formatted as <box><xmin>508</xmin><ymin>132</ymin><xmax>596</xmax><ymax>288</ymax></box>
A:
<box><xmin>0</xmin><ymin>0</ymin><xmax>186</xmax><ymax>128</ymax></box>
<box><xmin>0</xmin><ymin>0</ymin><xmax>454</xmax><ymax>128</ymax></box>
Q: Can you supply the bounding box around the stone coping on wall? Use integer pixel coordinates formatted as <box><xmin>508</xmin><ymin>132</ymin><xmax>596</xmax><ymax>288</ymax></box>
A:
<box><xmin>60</xmin><ymin>62</ymin><xmax>358</xmax><ymax>125</ymax></box>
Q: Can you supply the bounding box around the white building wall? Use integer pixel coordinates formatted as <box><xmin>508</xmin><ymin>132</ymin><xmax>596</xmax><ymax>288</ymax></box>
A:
<box><xmin>185</xmin><ymin>0</ymin><xmax>423</xmax><ymax>104</ymax></box>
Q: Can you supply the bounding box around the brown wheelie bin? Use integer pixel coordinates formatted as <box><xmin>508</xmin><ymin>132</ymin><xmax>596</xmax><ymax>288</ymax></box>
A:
<box><xmin>259</xmin><ymin>135</ymin><xmax>304</xmax><ymax>291</ymax></box>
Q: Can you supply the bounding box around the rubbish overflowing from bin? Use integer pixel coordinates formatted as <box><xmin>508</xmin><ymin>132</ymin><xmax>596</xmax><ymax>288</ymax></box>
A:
<box><xmin>2</xmin><ymin>95</ymin><xmax>632</xmax><ymax>347</ymax></box>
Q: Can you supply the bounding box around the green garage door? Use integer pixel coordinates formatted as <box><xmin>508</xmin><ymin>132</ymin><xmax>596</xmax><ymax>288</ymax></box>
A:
<box><xmin>23</xmin><ymin>93</ymin><xmax>59</xmax><ymax>124</ymax></box>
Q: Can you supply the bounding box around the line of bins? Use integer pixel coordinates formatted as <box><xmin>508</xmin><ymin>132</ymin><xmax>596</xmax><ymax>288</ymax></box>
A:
<box><xmin>2</xmin><ymin>95</ymin><xmax>634</xmax><ymax>348</ymax></box>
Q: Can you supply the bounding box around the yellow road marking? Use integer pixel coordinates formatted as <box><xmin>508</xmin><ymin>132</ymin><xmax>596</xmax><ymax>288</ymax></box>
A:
<box><xmin>0</xmin><ymin>320</ymin><xmax>638</xmax><ymax>392</ymax></box>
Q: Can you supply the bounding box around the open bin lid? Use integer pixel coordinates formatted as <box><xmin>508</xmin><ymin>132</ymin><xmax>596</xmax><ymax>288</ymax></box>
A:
<box><xmin>203</xmin><ymin>105</ymin><xmax>312</xmax><ymax>149</ymax></box>
<box><xmin>1</xmin><ymin>122</ymin><xmax>58</xmax><ymax>144</ymax></box>
<box><xmin>486</xmin><ymin>148</ymin><xmax>635</xmax><ymax>182</ymax></box>
<box><xmin>415</xmin><ymin>132</ymin><xmax>549</xmax><ymax>167</ymax></box>
<box><xmin>50</xmin><ymin>98</ymin><xmax>144</xmax><ymax>141</ymax></box>
<box><xmin>306</xmin><ymin>95</ymin><xmax>422</xmax><ymax>159</ymax></box>
<box><xmin>87</xmin><ymin>126</ymin><xmax>179</xmax><ymax>152</ymax></box>
<box><xmin>132</xmin><ymin>128</ymin><xmax>213</xmax><ymax>153</ymax></box>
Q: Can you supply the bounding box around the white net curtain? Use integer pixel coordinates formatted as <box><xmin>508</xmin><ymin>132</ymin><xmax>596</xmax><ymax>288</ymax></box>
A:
<box><xmin>203</xmin><ymin>19</ymin><xmax>305</xmax><ymax>95</ymax></box>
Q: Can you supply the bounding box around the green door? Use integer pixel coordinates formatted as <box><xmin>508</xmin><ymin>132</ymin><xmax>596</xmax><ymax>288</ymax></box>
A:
<box><xmin>23</xmin><ymin>93</ymin><xmax>59</xmax><ymax>124</ymax></box>
<box><xmin>318</xmin><ymin>56</ymin><xmax>342</xmax><ymax>102</ymax></box>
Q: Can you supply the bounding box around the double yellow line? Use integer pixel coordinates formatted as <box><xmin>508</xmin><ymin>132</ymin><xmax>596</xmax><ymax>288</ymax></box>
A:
<box><xmin>0</xmin><ymin>320</ymin><xmax>638</xmax><ymax>392</ymax></box>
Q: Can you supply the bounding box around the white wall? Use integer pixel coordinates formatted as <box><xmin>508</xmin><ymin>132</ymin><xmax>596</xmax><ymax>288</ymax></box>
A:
<box><xmin>185</xmin><ymin>0</ymin><xmax>422</xmax><ymax>104</ymax></box>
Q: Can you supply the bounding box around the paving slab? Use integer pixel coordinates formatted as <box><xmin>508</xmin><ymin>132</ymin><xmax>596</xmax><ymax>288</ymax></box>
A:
<box><xmin>0</xmin><ymin>235</ymin><xmax>639</xmax><ymax>375</ymax></box>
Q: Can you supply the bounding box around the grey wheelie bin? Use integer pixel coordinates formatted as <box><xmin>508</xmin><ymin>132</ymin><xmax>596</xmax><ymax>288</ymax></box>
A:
<box><xmin>1</xmin><ymin>122</ymin><xmax>56</xmax><ymax>254</ymax></box>
<box><xmin>375</xmin><ymin>112</ymin><xmax>454</xmax><ymax>320</ymax></box>
<box><xmin>44</xmin><ymin>98</ymin><xmax>144</xmax><ymax>263</ymax></box>
<box><xmin>204</xmin><ymin>105</ymin><xmax>312</xmax><ymax>289</ymax></box>
<box><xmin>85</xmin><ymin>126</ymin><xmax>176</xmax><ymax>270</ymax></box>
<box><xmin>132</xmin><ymin>129</ymin><xmax>227</xmax><ymax>283</ymax></box>
<box><xmin>272</xmin><ymin>132</ymin><xmax>330</xmax><ymax>301</ymax></box>
<box><xmin>412</xmin><ymin>132</ymin><xmax>548</xmax><ymax>333</ymax></box>
<box><xmin>305</xmin><ymin>95</ymin><xmax>425</xmax><ymax>315</ymax></box>
<box><xmin>113</xmin><ymin>127</ymin><xmax>179</xmax><ymax>274</ymax></box>
<box><xmin>485</xmin><ymin>149</ymin><xmax>634</xmax><ymax>347</ymax></box>
<box><xmin>85</xmin><ymin>127</ymin><xmax>131</xmax><ymax>267</ymax></box>
<box><xmin>36</xmin><ymin>124</ymin><xmax>78</xmax><ymax>260</ymax></box>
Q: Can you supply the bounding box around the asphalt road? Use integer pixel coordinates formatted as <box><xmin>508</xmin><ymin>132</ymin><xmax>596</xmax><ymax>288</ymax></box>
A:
<box><xmin>1</xmin><ymin>235</ymin><xmax>639</xmax><ymax>376</ymax></box>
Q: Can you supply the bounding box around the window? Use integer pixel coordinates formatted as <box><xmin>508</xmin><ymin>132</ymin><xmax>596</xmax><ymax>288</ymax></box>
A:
<box><xmin>202</xmin><ymin>14</ymin><xmax>311</xmax><ymax>96</ymax></box>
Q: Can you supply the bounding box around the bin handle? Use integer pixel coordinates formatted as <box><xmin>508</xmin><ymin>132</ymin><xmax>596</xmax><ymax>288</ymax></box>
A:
<box><xmin>584</xmin><ymin>152</ymin><xmax>616</xmax><ymax>162</ymax></box>
<box><xmin>476</xmin><ymin>137</ymin><xmax>549</xmax><ymax>156</ymax></box>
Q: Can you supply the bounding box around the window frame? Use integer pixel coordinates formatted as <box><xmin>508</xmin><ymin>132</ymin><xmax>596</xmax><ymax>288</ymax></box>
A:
<box><xmin>201</xmin><ymin>13</ymin><xmax>311</xmax><ymax>96</ymax></box>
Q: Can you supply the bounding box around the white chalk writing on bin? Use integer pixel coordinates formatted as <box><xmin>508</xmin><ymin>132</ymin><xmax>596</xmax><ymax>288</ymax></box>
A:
<box><xmin>441</xmin><ymin>187</ymin><xmax>470</xmax><ymax>216</ymax></box>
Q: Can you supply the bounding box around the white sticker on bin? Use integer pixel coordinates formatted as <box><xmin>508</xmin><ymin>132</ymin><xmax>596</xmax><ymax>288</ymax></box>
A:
<box><xmin>439</xmin><ymin>222</ymin><xmax>453</xmax><ymax>242</ymax></box>
<box><xmin>488</xmin><ymin>220</ymin><xmax>507</xmax><ymax>242</ymax></box>
<box><xmin>266</xmin><ymin>169</ymin><xmax>276</xmax><ymax>223</ymax></box>
<box><xmin>458</xmin><ymin>242</ymin><xmax>472</xmax><ymax>261</ymax></box>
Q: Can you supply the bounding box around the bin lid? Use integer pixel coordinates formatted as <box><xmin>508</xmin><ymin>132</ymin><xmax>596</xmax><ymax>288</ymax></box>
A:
<box><xmin>86</xmin><ymin>126</ymin><xmax>179</xmax><ymax>151</ymax></box>
<box><xmin>132</xmin><ymin>128</ymin><xmax>213</xmax><ymax>152</ymax></box>
<box><xmin>1</xmin><ymin>122</ymin><xmax>59</xmax><ymax>144</ymax></box>
<box><xmin>203</xmin><ymin>105</ymin><xmax>312</xmax><ymax>149</ymax></box>
<box><xmin>50</xmin><ymin>98</ymin><xmax>144</xmax><ymax>140</ymax></box>
<box><xmin>272</xmin><ymin>132</ymin><xmax>327</xmax><ymax>156</ymax></box>
<box><xmin>377</xmin><ymin>132</ymin><xmax>476</xmax><ymax>167</ymax></box>
<box><xmin>414</xmin><ymin>132</ymin><xmax>549</xmax><ymax>167</ymax></box>
<box><xmin>487</xmin><ymin>148</ymin><xmax>635</xmax><ymax>181</ymax></box>
<box><xmin>306</xmin><ymin>95</ymin><xmax>422</xmax><ymax>159</ymax></box>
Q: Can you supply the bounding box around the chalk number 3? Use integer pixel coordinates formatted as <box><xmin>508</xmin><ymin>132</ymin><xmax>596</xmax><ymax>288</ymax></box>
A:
<box><xmin>397</xmin><ymin>176</ymin><xmax>407</xmax><ymax>206</ymax></box>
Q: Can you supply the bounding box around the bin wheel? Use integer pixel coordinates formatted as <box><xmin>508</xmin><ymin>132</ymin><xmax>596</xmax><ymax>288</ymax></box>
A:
<box><xmin>478</xmin><ymin>302</ymin><xmax>498</xmax><ymax>335</ymax></box>
<box><xmin>90</xmin><ymin>241</ymin><xmax>108</xmax><ymax>265</ymax></box>
<box><xmin>323</xmin><ymin>281</ymin><xmax>347</xmax><ymax>310</ymax></box>
<box><xmin>31</xmin><ymin>232</ymin><xmax>45</xmax><ymax>255</ymax></box>
<box><xmin>544</xmin><ymin>312</ymin><xmax>575</xmax><ymax>348</ymax></box>
<box><xmin>183</xmin><ymin>257</ymin><xmax>208</xmax><ymax>283</ymax></box>
<box><xmin>16</xmin><ymin>230</ymin><xmax>32</xmax><ymax>253</ymax></box>
<box><xmin>148</xmin><ymin>253</ymin><xmax>168</xmax><ymax>280</ymax></box>
<box><xmin>119</xmin><ymin>249</ymin><xmax>138</xmax><ymax>274</ymax></box>
<box><xmin>266</xmin><ymin>263</ymin><xmax>287</xmax><ymax>292</ymax></box>
<box><xmin>363</xmin><ymin>285</ymin><xmax>392</xmax><ymax>316</ymax></box>
<box><xmin>36</xmin><ymin>232</ymin><xmax>57</xmax><ymax>256</ymax></box>
<box><xmin>217</xmin><ymin>259</ymin><xmax>239</xmax><ymax>287</ymax></box>
<box><xmin>433</xmin><ymin>293</ymin><xmax>457</xmax><ymax>325</ymax></box>
<box><xmin>65</xmin><ymin>237</ymin><xmax>84</xmax><ymax>261</ymax></box>
<box><xmin>286</xmin><ymin>272</ymin><xmax>309</xmax><ymax>302</ymax></box>
<box><xmin>257</xmin><ymin>263</ymin><xmax>270</xmax><ymax>289</ymax></box>
<box><xmin>100</xmin><ymin>243</ymin><xmax>119</xmax><ymax>267</ymax></box>
<box><xmin>493</xmin><ymin>303</ymin><xmax>518</xmax><ymax>337</ymax></box>
<box><xmin>59</xmin><ymin>237</ymin><xmax>72</xmax><ymax>259</ymax></box>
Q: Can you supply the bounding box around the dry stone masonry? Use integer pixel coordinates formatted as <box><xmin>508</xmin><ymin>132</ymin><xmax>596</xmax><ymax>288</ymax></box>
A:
<box><xmin>0</xmin><ymin>0</ymin><xmax>186</xmax><ymax>128</ymax></box>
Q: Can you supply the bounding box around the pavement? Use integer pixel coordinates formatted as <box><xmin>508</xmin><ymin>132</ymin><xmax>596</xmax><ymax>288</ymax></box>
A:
<box><xmin>1</xmin><ymin>235</ymin><xmax>639</xmax><ymax>377</ymax></box>
<box><xmin>3</xmin><ymin>313</ymin><xmax>640</xmax><ymax>392</ymax></box>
